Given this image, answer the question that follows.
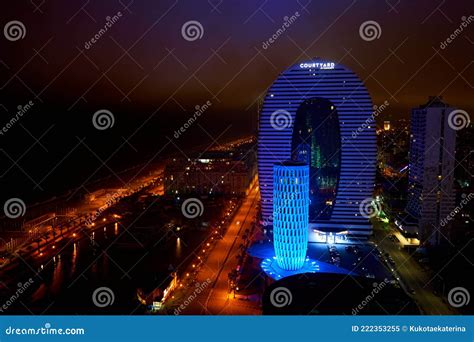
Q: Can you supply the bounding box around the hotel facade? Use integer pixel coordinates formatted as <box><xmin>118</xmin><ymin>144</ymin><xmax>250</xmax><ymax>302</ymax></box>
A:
<box><xmin>258</xmin><ymin>59</ymin><xmax>377</xmax><ymax>240</ymax></box>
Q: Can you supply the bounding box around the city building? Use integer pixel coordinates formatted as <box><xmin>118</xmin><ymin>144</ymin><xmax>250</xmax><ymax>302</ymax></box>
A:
<box><xmin>377</xmin><ymin>118</ymin><xmax>410</xmax><ymax>173</ymax></box>
<box><xmin>376</xmin><ymin>119</ymin><xmax>410</xmax><ymax>218</ymax></box>
<box><xmin>257</xmin><ymin>58</ymin><xmax>377</xmax><ymax>240</ymax></box>
<box><xmin>399</xmin><ymin>96</ymin><xmax>457</xmax><ymax>246</ymax></box>
<box><xmin>272</xmin><ymin>161</ymin><xmax>309</xmax><ymax>270</ymax></box>
<box><xmin>164</xmin><ymin>147</ymin><xmax>257</xmax><ymax>196</ymax></box>
<box><xmin>451</xmin><ymin>124</ymin><xmax>474</xmax><ymax>243</ymax></box>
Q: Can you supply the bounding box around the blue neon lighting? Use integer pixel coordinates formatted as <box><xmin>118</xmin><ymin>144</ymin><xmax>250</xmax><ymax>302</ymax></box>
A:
<box><xmin>273</xmin><ymin>162</ymin><xmax>309</xmax><ymax>270</ymax></box>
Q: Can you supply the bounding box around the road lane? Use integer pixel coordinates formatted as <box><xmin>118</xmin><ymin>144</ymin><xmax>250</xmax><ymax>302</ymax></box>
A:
<box><xmin>372</xmin><ymin>221</ymin><xmax>454</xmax><ymax>314</ymax></box>
<box><xmin>181</xmin><ymin>184</ymin><xmax>260</xmax><ymax>314</ymax></box>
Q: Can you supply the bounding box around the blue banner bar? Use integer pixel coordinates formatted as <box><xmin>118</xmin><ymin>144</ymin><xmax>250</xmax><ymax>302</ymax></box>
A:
<box><xmin>0</xmin><ymin>316</ymin><xmax>472</xmax><ymax>342</ymax></box>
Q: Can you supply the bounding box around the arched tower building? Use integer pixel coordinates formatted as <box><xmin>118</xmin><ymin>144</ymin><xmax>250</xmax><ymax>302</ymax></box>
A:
<box><xmin>258</xmin><ymin>59</ymin><xmax>376</xmax><ymax>240</ymax></box>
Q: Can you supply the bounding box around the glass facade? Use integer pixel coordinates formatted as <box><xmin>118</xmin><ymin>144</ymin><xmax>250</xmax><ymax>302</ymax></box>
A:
<box><xmin>291</xmin><ymin>98</ymin><xmax>340</xmax><ymax>222</ymax></box>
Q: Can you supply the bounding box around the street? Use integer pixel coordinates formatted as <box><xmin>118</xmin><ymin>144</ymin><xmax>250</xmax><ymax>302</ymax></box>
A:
<box><xmin>372</xmin><ymin>220</ymin><xmax>455</xmax><ymax>314</ymax></box>
<box><xmin>180</xmin><ymin>183</ymin><xmax>260</xmax><ymax>315</ymax></box>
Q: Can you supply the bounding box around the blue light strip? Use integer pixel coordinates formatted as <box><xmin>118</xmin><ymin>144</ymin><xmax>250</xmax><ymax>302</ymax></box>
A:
<box><xmin>261</xmin><ymin>256</ymin><xmax>319</xmax><ymax>280</ymax></box>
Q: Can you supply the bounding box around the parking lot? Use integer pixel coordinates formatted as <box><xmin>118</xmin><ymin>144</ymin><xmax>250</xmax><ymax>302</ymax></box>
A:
<box><xmin>307</xmin><ymin>242</ymin><xmax>394</xmax><ymax>282</ymax></box>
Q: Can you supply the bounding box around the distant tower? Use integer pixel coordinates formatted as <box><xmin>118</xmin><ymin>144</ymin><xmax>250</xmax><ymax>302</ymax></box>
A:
<box><xmin>273</xmin><ymin>161</ymin><xmax>309</xmax><ymax>270</ymax></box>
<box><xmin>405</xmin><ymin>96</ymin><xmax>457</xmax><ymax>245</ymax></box>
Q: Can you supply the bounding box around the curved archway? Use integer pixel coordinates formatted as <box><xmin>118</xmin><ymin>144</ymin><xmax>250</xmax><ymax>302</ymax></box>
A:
<box><xmin>291</xmin><ymin>97</ymin><xmax>341</xmax><ymax>222</ymax></box>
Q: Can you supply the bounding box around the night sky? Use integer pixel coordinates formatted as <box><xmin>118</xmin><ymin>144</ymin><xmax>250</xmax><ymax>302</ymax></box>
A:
<box><xmin>1</xmin><ymin>0</ymin><xmax>473</xmax><ymax>202</ymax></box>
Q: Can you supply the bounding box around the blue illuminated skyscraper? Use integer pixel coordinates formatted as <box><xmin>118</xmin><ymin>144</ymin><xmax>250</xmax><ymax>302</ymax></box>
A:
<box><xmin>258</xmin><ymin>58</ymin><xmax>376</xmax><ymax>239</ymax></box>
<box><xmin>273</xmin><ymin>161</ymin><xmax>309</xmax><ymax>270</ymax></box>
